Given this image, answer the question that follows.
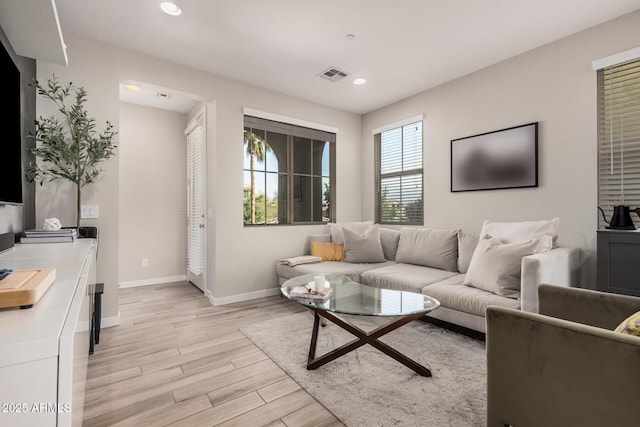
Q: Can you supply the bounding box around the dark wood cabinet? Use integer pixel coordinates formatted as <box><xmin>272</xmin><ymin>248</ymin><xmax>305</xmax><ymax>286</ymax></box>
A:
<box><xmin>597</xmin><ymin>229</ymin><xmax>640</xmax><ymax>297</ymax></box>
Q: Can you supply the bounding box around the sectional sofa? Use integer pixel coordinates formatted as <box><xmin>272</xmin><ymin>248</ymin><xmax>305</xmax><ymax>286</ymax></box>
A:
<box><xmin>277</xmin><ymin>221</ymin><xmax>581</xmax><ymax>332</ymax></box>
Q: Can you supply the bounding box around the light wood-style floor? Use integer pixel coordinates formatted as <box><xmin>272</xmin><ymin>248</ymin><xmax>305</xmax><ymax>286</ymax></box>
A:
<box><xmin>83</xmin><ymin>282</ymin><xmax>345</xmax><ymax>427</ymax></box>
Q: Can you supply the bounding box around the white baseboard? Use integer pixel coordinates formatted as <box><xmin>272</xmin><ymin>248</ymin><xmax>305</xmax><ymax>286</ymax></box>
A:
<box><xmin>100</xmin><ymin>315</ymin><xmax>121</xmax><ymax>328</ymax></box>
<box><xmin>208</xmin><ymin>287</ymin><xmax>281</xmax><ymax>306</ymax></box>
<box><xmin>119</xmin><ymin>275</ymin><xmax>187</xmax><ymax>289</ymax></box>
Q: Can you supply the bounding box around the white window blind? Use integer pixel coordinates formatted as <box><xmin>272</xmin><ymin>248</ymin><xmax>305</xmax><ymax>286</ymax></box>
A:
<box><xmin>598</xmin><ymin>57</ymin><xmax>640</xmax><ymax>228</ymax></box>
<box><xmin>375</xmin><ymin>121</ymin><xmax>423</xmax><ymax>225</ymax></box>
<box><xmin>187</xmin><ymin>124</ymin><xmax>204</xmax><ymax>275</ymax></box>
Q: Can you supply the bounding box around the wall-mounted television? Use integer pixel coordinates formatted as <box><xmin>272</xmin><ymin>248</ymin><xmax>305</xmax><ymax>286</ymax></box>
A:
<box><xmin>0</xmin><ymin>39</ymin><xmax>23</xmax><ymax>205</ymax></box>
<box><xmin>451</xmin><ymin>122</ymin><xmax>538</xmax><ymax>192</ymax></box>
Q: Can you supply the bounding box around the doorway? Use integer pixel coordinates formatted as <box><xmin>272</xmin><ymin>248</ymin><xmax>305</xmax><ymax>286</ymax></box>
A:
<box><xmin>117</xmin><ymin>81</ymin><xmax>208</xmax><ymax>292</ymax></box>
<box><xmin>186</xmin><ymin>109</ymin><xmax>207</xmax><ymax>291</ymax></box>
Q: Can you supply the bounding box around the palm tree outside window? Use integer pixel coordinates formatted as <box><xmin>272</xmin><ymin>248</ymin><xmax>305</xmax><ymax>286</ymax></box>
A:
<box><xmin>243</xmin><ymin>115</ymin><xmax>335</xmax><ymax>225</ymax></box>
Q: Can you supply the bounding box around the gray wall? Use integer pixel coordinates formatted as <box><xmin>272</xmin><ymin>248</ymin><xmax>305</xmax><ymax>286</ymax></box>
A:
<box><xmin>118</xmin><ymin>102</ymin><xmax>188</xmax><ymax>285</ymax></box>
<box><xmin>0</xmin><ymin>25</ymin><xmax>36</xmax><ymax>241</ymax></box>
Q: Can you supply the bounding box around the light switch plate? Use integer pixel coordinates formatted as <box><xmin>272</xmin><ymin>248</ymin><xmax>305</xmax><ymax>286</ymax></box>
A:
<box><xmin>81</xmin><ymin>204</ymin><xmax>99</xmax><ymax>219</ymax></box>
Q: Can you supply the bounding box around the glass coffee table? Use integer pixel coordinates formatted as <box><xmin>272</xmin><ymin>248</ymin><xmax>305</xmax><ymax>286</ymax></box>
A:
<box><xmin>281</xmin><ymin>273</ymin><xmax>440</xmax><ymax>377</ymax></box>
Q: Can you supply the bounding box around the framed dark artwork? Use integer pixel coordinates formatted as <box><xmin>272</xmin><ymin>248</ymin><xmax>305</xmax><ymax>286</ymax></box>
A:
<box><xmin>451</xmin><ymin>122</ymin><xmax>538</xmax><ymax>192</ymax></box>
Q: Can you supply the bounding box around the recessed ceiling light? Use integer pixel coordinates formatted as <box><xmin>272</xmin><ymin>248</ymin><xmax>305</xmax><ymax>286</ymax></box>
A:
<box><xmin>124</xmin><ymin>84</ymin><xmax>141</xmax><ymax>91</ymax></box>
<box><xmin>345</xmin><ymin>34</ymin><xmax>356</xmax><ymax>41</ymax></box>
<box><xmin>353</xmin><ymin>78</ymin><xmax>367</xmax><ymax>85</ymax></box>
<box><xmin>160</xmin><ymin>1</ymin><xmax>182</xmax><ymax>16</ymax></box>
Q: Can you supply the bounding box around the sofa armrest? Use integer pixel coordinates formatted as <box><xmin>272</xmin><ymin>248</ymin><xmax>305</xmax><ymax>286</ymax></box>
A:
<box><xmin>538</xmin><ymin>283</ymin><xmax>640</xmax><ymax>329</ymax></box>
<box><xmin>520</xmin><ymin>247</ymin><xmax>580</xmax><ymax>313</ymax></box>
<box><xmin>486</xmin><ymin>306</ymin><xmax>640</xmax><ymax>427</ymax></box>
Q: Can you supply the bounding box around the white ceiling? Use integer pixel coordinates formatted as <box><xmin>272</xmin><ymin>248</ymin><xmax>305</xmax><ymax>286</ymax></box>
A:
<box><xmin>15</xmin><ymin>1</ymin><xmax>640</xmax><ymax>114</ymax></box>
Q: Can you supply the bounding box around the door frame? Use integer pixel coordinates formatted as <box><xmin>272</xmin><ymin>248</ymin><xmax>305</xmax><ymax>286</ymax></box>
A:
<box><xmin>185</xmin><ymin>107</ymin><xmax>207</xmax><ymax>292</ymax></box>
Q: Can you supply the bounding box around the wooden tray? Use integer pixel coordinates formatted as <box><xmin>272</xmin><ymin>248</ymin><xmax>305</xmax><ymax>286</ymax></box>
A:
<box><xmin>0</xmin><ymin>268</ymin><xmax>56</xmax><ymax>309</ymax></box>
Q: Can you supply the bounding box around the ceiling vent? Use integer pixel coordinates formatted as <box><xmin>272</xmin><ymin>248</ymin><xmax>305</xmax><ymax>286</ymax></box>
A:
<box><xmin>319</xmin><ymin>67</ymin><xmax>349</xmax><ymax>82</ymax></box>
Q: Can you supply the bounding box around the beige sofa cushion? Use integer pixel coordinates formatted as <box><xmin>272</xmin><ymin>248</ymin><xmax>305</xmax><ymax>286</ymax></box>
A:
<box><xmin>395</xmin><ymin>228</ymin><xmax>459</xmax><ymax>271</ymax></box>
<box><xmin>360</xmin><ymin>263</ymin><xmax>458</xmax><ymax>293</ymax></box>
<box><xmin>276</xmin><ymin>260</ymin><xmax>395</xmax><ymax>283</ymax></box>
<box><xmin>379</xmin><ymin>227</ymin><xmax>400</xmax><ymax>261</ymax></box>
<box><xmin>423</xmin><ymin>274</ymin><xmax>520</xmax><ymax>317</ymax></box>
<box><xmin>457</xmin><ymin>231</ymin><xmax>479</xmax><ymax>273</ymax></box>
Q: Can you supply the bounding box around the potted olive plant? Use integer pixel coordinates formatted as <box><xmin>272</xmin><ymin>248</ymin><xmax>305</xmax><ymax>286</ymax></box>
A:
<box><xmin>27</xmin><ymin>76</ymin><xmax>117</xmax><ymax>228</ymax></box>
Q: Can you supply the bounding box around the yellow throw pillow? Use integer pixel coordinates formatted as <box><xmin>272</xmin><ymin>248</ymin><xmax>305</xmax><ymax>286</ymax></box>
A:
<box><xmin>311</xmin><ymin>241</ymin><xmax>345</xmax><ymax>262</ymax></box>
<box><xmin>614</xmin><ymin>311</ymin><xmax>640</xmax><ymax>336</ymax></box>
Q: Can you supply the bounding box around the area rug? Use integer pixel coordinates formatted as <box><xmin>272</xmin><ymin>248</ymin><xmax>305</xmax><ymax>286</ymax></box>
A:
<box><xmin>240</xmin><ymin>312</ymin><xmax>486</xmax><ymax>426</ymax></box>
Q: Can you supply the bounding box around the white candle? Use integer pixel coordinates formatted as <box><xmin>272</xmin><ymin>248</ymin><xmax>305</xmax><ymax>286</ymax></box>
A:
<box><xmin>313</xmin><ymin>275</ymin><xmax>325</xmax><ymax>293</ymax></box>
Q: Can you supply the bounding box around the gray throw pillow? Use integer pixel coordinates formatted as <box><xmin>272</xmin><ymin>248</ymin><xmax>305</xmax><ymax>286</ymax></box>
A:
<box><xmin>379</xmin><ymin>227</ymin><xmax>400</xmax><ymax>261</ymax></box>
<box><xmin>463</xmin><ymin>236</ymin><xmax>538</xmax><ymax>299</ymax></box>
<box><xmin>395</xmin><ymin>228</ymin><xmax>459</xmax><ymax>271</ymax></box>
<box><xmin>457</xmin><ymin>231</ymin><xmax>479</xmax><ymax>273</ymax></box>
<box><xmin>343</xmin><ymin>225</ymin><xmax>385</xmax><ymax>263</ymax></box>
<box><xmin>327</xmin><ymin>221</ymin><xmax>374</xmax><ymax>244</ymax></box>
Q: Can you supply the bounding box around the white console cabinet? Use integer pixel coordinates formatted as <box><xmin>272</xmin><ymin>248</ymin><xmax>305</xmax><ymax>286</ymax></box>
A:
<box><xmin>0</xmin><ymin>239</ymin><xmax>96</xmax><ymax>426</ymax></box>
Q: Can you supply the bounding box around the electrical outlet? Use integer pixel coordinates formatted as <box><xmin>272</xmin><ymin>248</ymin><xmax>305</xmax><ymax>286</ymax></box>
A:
<box><xmin>81</xmin><ymin>204</ymin><xmax>99</xmax><ymax>219</ymax></box>
<box><xmin>141</xmin><ymin>258</ymin><xmax>149</xmax><ymax>268</ymax></box>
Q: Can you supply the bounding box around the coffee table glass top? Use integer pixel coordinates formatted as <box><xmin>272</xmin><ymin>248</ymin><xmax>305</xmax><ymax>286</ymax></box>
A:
<box><xmin>281</xmin><ymin>273</ymin><xmax>440</xmax><ymax>317</ymax></box>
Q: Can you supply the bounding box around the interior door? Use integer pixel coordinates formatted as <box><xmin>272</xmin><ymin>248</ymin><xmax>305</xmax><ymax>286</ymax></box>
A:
<box><xmin>186</xmin><ymin>110</ymin><xmax>206</xmax><ymax>291</ymax></box>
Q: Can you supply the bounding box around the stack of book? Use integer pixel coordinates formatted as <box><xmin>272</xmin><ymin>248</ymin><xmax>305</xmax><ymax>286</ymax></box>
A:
<box><xmin>20</xmin><ymin>228</ymin><xmax>77</xmax><ymax>244</ymax></box>
<box><xmin>289</xmin><ymin>285</ymin><xmax>333</xmax><ymax>300</ymax></box>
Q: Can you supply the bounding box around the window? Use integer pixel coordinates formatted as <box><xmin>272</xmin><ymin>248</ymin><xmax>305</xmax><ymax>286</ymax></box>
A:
<box><xmin>243</xmin><ymin>115</ymin><xmax>335</xmax><ymax>225</ymax></box>
<box><xmin>597</xmin><ymin>57</ymin><xmax>640</xmax><ymax>228</ymax></box>
<box><xmin>375</xmin><ymin>120</ymin><xmax>423</xmax><ymax>225</ymax></box>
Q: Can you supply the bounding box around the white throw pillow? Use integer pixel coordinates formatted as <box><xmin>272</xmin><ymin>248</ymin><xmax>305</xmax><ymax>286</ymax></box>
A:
<box><xmin>480</xmin><ymin>217</ymin><xmax>559</xmax><ymax>252</ymax></box>
<box><xmin>342</xmin><ymin>224</ymin><xmax>385</xmax><ymax>263</ymax></box>
<box><xmin>463</xmin><ymin>236</ymin><xmax>538</xmax><ymax>299</ymax></box>
<box><xmin>327</xmin><ymin>221</ymin><xmax>374</xmax><ymax>244</ymax></box>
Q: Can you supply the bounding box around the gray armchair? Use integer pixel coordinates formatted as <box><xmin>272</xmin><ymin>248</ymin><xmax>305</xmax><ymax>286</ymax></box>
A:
<box><xmin>486</xmin><ymin>284</ymin><xmax>640</xmax><ymax>427</ymax></box>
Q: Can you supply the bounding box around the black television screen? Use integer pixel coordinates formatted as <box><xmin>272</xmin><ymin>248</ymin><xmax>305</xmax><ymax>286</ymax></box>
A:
<box><xmin>0</xmin><ymin>40</ymin><xmax>22</xmax><ymax>205</ymax></box>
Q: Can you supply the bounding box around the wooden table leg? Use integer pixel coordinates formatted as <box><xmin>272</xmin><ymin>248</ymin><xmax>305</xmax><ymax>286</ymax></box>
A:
<box><xmin>305</xmin><ymin>309</ymin><xmax>432</xmax><ymax>377</ymax></box>
<box><xmin>308</xmin><ymin>312</ymin><xmax>321</xmax><ymax>364</ymax></box>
